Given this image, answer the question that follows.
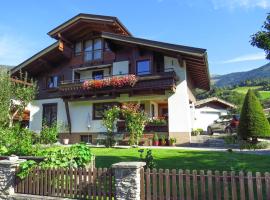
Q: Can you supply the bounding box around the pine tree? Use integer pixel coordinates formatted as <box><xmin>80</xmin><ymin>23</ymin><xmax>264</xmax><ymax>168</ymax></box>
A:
<box><xmin>238</xmin><ymin>89</ymin><xmax>270</xmax><ymax>141</ymax></box>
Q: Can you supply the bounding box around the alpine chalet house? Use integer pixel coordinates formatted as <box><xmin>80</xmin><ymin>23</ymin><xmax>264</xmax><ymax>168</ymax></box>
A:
<box><xmin>11</xmin><ymin>14</ymin><xmax>210</xmax><ymax>145</ymax></box>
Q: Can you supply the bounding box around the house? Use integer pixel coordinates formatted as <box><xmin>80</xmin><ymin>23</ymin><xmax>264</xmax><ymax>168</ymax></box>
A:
<box><xmin>11</xmin><ymin>13</ymin><xmax>210</xmax><ymax>145</ymax></box>
<box><xmin>192</xmin><ymin>97</ymin><xmax>236</xmax><ymax>131</ymax></box>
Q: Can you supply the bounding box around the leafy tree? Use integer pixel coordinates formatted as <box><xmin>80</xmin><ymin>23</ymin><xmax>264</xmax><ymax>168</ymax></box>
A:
<box><xmin>251</xmin><ymin>13</ymin><xmax>270</xmax><ymax>59</ymax></box>
<box><xmin>102</xmin><ymin>106</ymin><xmax>121</xmax><ymax>147</ymax></box>
<box><xmin>238</xmin><ymin>89</ymin><xmax>270</xmax><ymax>142</ymax></box>
<box><xmin>121</xmin><ymin>103</ymin><xmax>148</xmax><ymax>146</ymax></box>
<box><xmin>0</xmin><ymin>69</ymin><xmax>37</xmax><ymax>127</ymax></box>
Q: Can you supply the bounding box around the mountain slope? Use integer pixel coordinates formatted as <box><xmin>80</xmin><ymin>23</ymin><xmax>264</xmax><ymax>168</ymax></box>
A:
<box><xmin>213</xmin><ymin>63</ymin><xmax>270</xmax><ymax>87</ymax></box>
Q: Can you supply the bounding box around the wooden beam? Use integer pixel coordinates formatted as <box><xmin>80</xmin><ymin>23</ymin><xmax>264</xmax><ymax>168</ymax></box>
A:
<box><xmin>10</xmin><ymin>78</ymin><xmax>33</xmax><ymax>86</ymax></box>
<box><xmin>64</xmin><ymin>100</ymin><xmax>72</xmax><ymax>134</ymax></box>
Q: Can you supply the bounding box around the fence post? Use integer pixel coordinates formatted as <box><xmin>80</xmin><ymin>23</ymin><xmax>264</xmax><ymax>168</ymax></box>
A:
<box><xmin>0</xmin><ymin>156</ymin><xmax>25</xmax><ymax>199</ymax></box>
<box><xmin>112</xmin><ymin>162</ymin><xmax>146</xmax><ymax>200</ymax></box>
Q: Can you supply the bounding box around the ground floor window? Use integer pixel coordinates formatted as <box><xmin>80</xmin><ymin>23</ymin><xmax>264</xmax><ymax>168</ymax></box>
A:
<box><xmin>42</xmin><ymin>103</ymin><xmax>57</xmax><ymax>126</ymax></box>
<box><xmin>93</xmin><ymin>102</ymin><xmax>119</xmax><ymax>120</ymax></box>
<box><xmin>80</xmin><ymin>135</ymin><xmax>92</xmax><ymax>143</ymax></box>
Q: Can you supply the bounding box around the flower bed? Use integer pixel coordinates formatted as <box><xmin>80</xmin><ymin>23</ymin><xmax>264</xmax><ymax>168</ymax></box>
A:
<box><xmin>82</xmin><ymin>74</ymin><xmax>138</xmax><ymax>89</ymax></box>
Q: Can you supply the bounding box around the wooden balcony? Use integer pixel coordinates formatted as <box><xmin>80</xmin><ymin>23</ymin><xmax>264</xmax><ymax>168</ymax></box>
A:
<box><xmin>59</xmin><ymin>70</ymin><xmax>177</xmax><ymax>99</ymax></box>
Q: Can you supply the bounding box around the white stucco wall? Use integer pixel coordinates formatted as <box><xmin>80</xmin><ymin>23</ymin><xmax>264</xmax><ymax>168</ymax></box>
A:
<box><xmin>28</xmin><ymin>98</ymin><xmax>67</xmax><ymax>133</ymax></box>
<box><xmin>28</xmin><ymin>94</ymin><xmax>167</xmax><ymax>134</ymax></box>
<box><xmin>69</xmin><ymin>101</ymin><xmax>106</xmax><ymax>133</ymax></box>
<box><xmin>112</xmin><ymin>61</ymin><xmax>129</xmax><ymax>75</ymax></box>
<box><xmin>165</xmin><ymin>56</ymin><xmax>192</xmax><ymax>138</ymax></box>
<box><xmin>193</xmin><ymin>106</ymin><xmax>228</xmax><ymax>131</ymax></box>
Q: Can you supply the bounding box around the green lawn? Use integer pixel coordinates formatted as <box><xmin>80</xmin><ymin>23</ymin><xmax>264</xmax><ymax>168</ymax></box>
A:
<box><xmin>91</xmin><ymin>148</ymin><xmax>270</xmax><ymax>172</ymax></box>
<box><xmin>259</xmin><ymin>91</ymin><xmax>270</xmax><ymax>100</ymax></box>
<box><xmin>233</xmin><ymin>86</ymin><xmax>270</xmax><ymax>100</ymax></box>
<box><xmin>232</xmin><ymin>86</ymin><xmax>261</xmax><ymax>94</ymax></box>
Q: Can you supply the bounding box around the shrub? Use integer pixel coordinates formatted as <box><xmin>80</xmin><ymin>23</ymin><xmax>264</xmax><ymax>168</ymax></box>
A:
<box><xmin>153</xmin><ymin>134</ymin><xmax>159</xmax><ymax>142</ymax></box>
<box><xmin>18</xmin><ymin>144</ymin><xmax>93</xmax><ymax>179</ymax></box>
<box><xmin>138</xmin><ymin>149</ymin><xmax>156</xmax><ymax>169</ymax></box>
<box><xmin>40</xmin><ymin>122</ymin><xmax>58</xmax><ymax>144</ymax></box>
<box><xmin>169</xmin><ymin>137</ymin><xmax>177</xmax><ymax>145</ymax></box>
<box><xmin>102</xmin><ymin>106</ymin><xmax>120</xmax><ymax>147</ymax></box>
<box><xmin>0</xmin><ymin>125</ymin><xmax>35</xmax><ymax>156</ymax></box>
<box><xmin>238</xmin><ymin>90</ymin><xmax>270</xmax><ymax>141</ymax></box>
<box><xmin>192</xmin><ymin>128</ymin><xmax>203</xmax><ymax>136</ymax></box>
<box><xmin>223</xmin><ymin>135</ymin><xmax>238</xmax><ymax>144</ymax></box>
<box><xmin>160</xmin><ymin>135</ymin><xmax>167</xmax><ymax>145</ymax></box>
<box><xmin>239</xmin><ymin>140</ymin><xmax>270</xmax><ymax>150</ymax></box>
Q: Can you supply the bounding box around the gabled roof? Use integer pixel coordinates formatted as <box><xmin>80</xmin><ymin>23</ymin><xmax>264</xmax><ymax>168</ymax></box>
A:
<box><xmin>48</xmin><ymin>13</ymin><xmax>132</xmax><ymax>39</ymax></box>
<box><xmin>195</xmin><ymin>97</ymin><xmax>236</xmax><ymax>109</ymax></box>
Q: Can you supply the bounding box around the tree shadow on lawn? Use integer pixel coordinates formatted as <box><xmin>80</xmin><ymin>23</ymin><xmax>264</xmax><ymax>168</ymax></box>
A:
<box><xmin>95</xmin><ymin>155</ymin><xmax>141</xmax><ymax>168</ymax></box>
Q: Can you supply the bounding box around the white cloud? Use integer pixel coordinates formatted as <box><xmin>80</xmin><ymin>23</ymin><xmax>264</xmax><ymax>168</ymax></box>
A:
<box><xmin>213</xmin><ymin>52</ymin><xmax>266</xmax><ymax>64</ymax></box>
<box><xmin>211</xmin><ymin>0</ymin><xmax>270</xmax><ymax>9</ymax></box>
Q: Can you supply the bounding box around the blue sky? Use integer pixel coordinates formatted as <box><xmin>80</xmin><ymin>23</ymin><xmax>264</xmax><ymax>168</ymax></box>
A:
<box><xmin>0</xmin><ymin>0</ymin><xmax>269</xmax><ymax>75</ymax></box>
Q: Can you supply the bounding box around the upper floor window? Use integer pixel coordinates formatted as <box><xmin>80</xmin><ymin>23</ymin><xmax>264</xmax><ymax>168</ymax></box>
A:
<box><xmin>74</xmin><ymin>42</ymin><xmax>82</xmax><ymax>56</ymax></box>
<box><xmin>136</xmin><ymin>60</ymin><xmax>151</xmax><ymax>75</ymax></box>
<box><xmin>47</xmin><ymin>76</ymin><xmax>60</xmax><ymax>88</ymax></box>
<box><xmin>84</xmin><ymin>38</ymin><xmax>102</xmax><ymax>62</ymax></box>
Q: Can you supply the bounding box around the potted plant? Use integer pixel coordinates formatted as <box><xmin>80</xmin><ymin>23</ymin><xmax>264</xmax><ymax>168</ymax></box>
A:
<box><xmin>153</xmin><ymin>133</ymin><xmax>159</xmax><ymax>146</ymax></box>
<box><xmin>169</xmin><ymin>137</ymin><xmax>177</xmax><ymax>146</ymax></box>
<box><xmin>62</xmin><ymin>138</ymin><xmax>69</xmax><ymax>145</ymax></box>
<box><xmin>161</xmin><ymin>135</ymin><xmax>167</xmax><ymax>146</ymax></box>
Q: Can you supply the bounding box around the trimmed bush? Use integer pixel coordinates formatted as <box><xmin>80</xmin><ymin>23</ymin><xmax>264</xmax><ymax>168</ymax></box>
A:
<box><xmin>238</xmin><ymin>89</ymin><xmax>270</xmax><ymax>140</ymax></box>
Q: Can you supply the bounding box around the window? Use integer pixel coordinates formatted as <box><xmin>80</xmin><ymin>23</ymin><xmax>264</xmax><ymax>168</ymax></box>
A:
<box><xmin>42</xmin><ymin>103</ymin><xmax>57</xmax><ymax>127</ymax></box>
<box><xmin>81</xmin><ymin>135</ymin><xmax>92</xmax><ymax>143</ymax></box>
<box><xmin>92</xmin><ymin>70</ymin><xmax>104</xmax><ymax>80</ymax></box>
<box><xmin>74</xmin><ymin>42</ymin><xmax>82</xmax><ymax>56</ymax></box>
<box><xmin>151</xmin><ymin>104</ymin><xmax>155</xmax><ymax>118</ymax></box>
<box><xmin>93</xmin><ymin>39</ymin><xmax>102</xmax><ymax>60</ymax></box>
<box><xmin>136</xmin><ymin>60</ymin><xmax>151</xmax><ymax>75</ymax></box>
<box><xmin>84</xmin><ymin>40</ymin><xmax>93</xmax><ymax>62</ymax></box>
<box><xmin>47</xmin><ymin>76</ymin><xmax>60</xmax><ymax>88</ymax></box>
<box><xmin>93</xmin><ymin>103</ymin><xmax>118</xmax><ymax>120</ymax></box>
<box><xmin>84</xmin><ymin>38</ymin><xmax>103</xmax><ymax>62</ymax></box>
<box><xmin>104</xmin><ymin>41</ymin><xmax>110</xmax><ymax>51</ymax></box>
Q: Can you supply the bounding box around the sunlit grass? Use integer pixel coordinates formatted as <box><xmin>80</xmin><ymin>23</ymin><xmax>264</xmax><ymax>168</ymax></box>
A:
<box><xmin>91</xmin><ymin>148</ymin><xmax>270</xmax><ymax>172</ymax></box>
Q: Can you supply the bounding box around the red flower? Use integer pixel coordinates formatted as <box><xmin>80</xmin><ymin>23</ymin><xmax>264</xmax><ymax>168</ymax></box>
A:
<box><xmin>82</xmin><ymin>74</ymin><xmax>138</xmax><ymax>89</ymax></box>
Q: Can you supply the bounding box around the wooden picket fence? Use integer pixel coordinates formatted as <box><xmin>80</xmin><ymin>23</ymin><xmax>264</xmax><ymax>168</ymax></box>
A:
<box><xmin>15</xmin><ymin>167</ymin><xmax>115</xmax><ymax>199</ymax></box>
<box><xmin>141</xmin><ymin>168</ymin><xmax>270</xmax><ymax>200</ymax></box>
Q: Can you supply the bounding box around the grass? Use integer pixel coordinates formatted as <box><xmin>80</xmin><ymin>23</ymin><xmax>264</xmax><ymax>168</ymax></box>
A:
<box><xmin>232</xmin><ymin>86</ymin><xmax>261</xmax><ymax>94</ymax></box>
<box><xmin>91</xmin><ymin>147</ymin><xmax>270</xmax><ymax>173</ymax></box>
<box><xmin>259</xmin><ymin>91</ymin><xmax>270</xmax><ymax>100</ymax></box>
<box><xmin>233</xmin><ymin>86</ymin><xmax>270</xmax><ymax>100</ymax></box>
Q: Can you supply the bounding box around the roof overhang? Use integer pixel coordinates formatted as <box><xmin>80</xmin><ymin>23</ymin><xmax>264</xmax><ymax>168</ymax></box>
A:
<box><xmin>195</xmin><ymin>97</ymin><xmax>236</xmax><ymax>109</ymax></box>
<box><xmin>101</xmin><ymin>32</ymin><xmax>210</xmax><ymax>90</ymax></box>
<box><xmin>48</xmin><ymin>13</ymin><xmax>132</xmax><ymax>40</ymax></box>
<box><xmin>11</xmin><ymin>41</ymin><xmax>72</xmax><ymax>75</ymax></box>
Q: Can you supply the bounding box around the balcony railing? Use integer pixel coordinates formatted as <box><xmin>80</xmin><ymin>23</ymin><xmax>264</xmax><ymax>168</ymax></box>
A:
<box><xmin>59</xmin><ymin>69</ymin><xmax>177</xmax><ymax>97</ymax></box>
<box><xmin>117</xmin><ymin>120</ymin><xmax>168</xmax><ymax>133</ymax></box>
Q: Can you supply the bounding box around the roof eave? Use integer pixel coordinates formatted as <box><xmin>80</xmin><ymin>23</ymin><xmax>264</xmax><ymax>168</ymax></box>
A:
<box><xmin>48</xmin><ymin>14</ymin><xmax>132</xmax><ymax>38</ymax></box>
<box><xmin>11</xmin><ymin>41</ymin><xmax>60</xmax><ymax>75</ymax></box>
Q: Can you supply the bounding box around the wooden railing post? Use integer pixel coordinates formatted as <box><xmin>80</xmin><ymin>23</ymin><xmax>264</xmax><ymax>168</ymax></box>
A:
<box><xmin>112</xmin><ymin>162</ymin><xmax>146</xmax><ymax>200</ymax></box>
